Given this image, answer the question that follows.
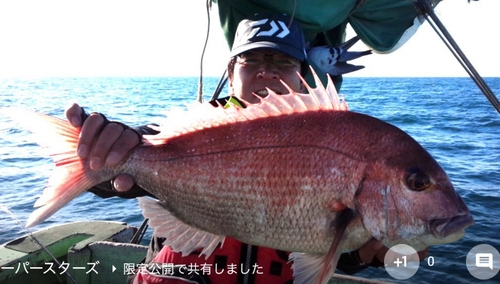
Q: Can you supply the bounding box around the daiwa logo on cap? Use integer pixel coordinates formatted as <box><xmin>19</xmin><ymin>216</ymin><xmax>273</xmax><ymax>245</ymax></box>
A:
<box><xmin>230</xmin><ymin>13</ymin><xmax>307</xmax><ymax>60</ymax></box>
<box><xmin>248</xmin><ymin>18</ymin><xmax>290</xmax><ymax>39</ymax></box>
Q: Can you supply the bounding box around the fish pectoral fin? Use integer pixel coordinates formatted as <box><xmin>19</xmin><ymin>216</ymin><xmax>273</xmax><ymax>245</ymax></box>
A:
<box><xmin>330</xmin><ymin>200</ymin><xmax>347</xmax><ymax>212</ymax></box>
<box><xmin>138</xmin><ymin>197</ymin><xmax>224</xmax><ymax>258</ymax></box>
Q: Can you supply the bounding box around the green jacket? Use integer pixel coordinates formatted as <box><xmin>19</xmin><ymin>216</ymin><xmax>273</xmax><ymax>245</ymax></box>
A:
<box><xmin>214</xmin><ymin>0</ymin><xmax>434</xmax><ymax>87</ymax></box>
<box><xmin>216</xmin><ymin>0</ymin><xmax>429</xmax><ymax>51</ymax></box>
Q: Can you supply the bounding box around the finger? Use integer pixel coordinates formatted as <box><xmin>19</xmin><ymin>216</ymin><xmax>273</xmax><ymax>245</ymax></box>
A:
<box><xmin>417</xmin><ymin>248</ymin><xmax>429</xmax><ymax>261</ymax></box>
<box><xmin>374</xmin><ymin>245</ymin><xmax>389</xmax><ymax>264</ymax></box>
<box><xmin>113</xmin><ymin>175</ymin><xmax>135</xmax><ymax>192</ymax></box>
<box><xmin>65</xmin><ymin>103</ymin><xmax>84</xmax><ymax>127</ymax></box>
<box><xmin>105</xmin><ymin>128</ymin><xmax>141</xmax><ymax>166</ymax></box>
<box><xmin>358</xmin><ymin>238</ymin><xmax>385</xmax><ymax>264</ymax></box>
<box><xmin>77</xmin><ymin>114</ymin><xmax>106</xmax><ymax>159</ymax></box>
<box><xmin>89</xmin><ymin>122</ymin><xmax>125</xmax><ymax>170</ymax></box>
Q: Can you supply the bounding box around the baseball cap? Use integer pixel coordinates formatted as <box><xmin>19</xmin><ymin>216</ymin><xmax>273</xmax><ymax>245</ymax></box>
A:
<box><xmin>230</xmin><ymin>13</ymin><xmax>307</xmax><ymax>61</ymax></box>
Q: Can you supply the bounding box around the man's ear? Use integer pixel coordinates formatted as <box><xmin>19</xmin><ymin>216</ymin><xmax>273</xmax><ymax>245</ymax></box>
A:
<box><xmin>228</xmin><ymin>79</ymin><xmax>235</xmax><ymax>96</ymax></box>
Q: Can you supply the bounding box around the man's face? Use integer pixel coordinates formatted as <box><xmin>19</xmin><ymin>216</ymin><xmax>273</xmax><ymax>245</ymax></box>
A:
<box><xmin>229</xmin><ymin>48</ymin><xmax>303</xmax><ymax>104</ymax></box>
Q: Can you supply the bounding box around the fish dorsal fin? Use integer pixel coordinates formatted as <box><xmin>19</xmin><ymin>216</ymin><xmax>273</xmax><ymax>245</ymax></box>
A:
<box><xmin>143</xmin><ymin>68</ymin><xmax>348</xmax><ymax>146</ymax></box>
<box><xmin>138</xmin><ymin>197</ymin><xmax>225</xmax><ymax>258</ymax></box>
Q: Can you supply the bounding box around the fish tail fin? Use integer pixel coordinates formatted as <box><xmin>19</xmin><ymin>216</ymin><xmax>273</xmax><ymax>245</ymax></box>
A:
<box><xmin>27</xmin><ymin>163</ymin><xmax>96</xmax><ymax>228</ymax></box>
<box><xmin>2</xmin><ymin>108</ymin><xmax>99</xmax><ymax>228</ymax></box>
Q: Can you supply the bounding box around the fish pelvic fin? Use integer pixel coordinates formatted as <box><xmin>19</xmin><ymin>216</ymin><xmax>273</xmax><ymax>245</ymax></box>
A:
<box><xmin>2</xmin><ymin>108</ymin><xmax>97</xmax><ymax>228</ymax></box>
<box><xmin>291</xmin><ymin>208</ymin><xmax>355</xmax><ymax>284</ymax></box>
<box><xmin>290</xmin><ymin>253</ymin><xmax>338</xmax><ymax>284</ymax></box>
<box><xmin>138</xmin><ymin>197</ymin><xmax>225</xmax><ymax>258</ymax></box>
<box><xmin>143</xmin><ymin>69</ymin><xmax>348</xmax><ymax>146</ymax></box>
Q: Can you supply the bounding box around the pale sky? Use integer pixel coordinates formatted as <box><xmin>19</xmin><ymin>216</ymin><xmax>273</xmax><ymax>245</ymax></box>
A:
<box><xmin>0</xmin><ymin>0</ymin><xmax>498</xmax><ymax>78</ymax></box>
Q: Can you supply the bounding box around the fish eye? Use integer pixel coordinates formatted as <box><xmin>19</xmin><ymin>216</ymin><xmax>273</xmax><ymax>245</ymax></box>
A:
<box><xmin>405</xmin><ymin>169</ymin><xmax>431</xmax><ymax>191</ymax></box>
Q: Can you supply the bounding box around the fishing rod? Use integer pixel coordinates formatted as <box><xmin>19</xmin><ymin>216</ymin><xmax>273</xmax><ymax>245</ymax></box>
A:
<box><xmin>210</xmin><ymin>70</ymin><xmax>228</xmax><ymax>101</ymax></box>
<box><xmin>0</xmin><ymin>204</ymin><xmax>78</xmax><ymax>284</ymax></box>
<box><xmin>413</xmin><ymin>0</ymin><xmax>500</xmax><ymax>115</ymax></box>
<box><xmin>130</xmin><ymin>218</ymin><xmax>149</xmax><ymax>244</ymax></box>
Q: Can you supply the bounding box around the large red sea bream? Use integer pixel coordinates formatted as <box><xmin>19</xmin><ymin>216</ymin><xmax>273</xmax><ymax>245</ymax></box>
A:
<box><xmin>2</xmin><ymin>72</ymin><xmax>474</xmax><ymax>284</ymax></box>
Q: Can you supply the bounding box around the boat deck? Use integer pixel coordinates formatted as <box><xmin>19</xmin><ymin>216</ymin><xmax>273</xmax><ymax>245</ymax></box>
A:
<box><xmin>0</xmin><ymin>221</ymin><xmax>389</xmax><ymax>283</ymax></box>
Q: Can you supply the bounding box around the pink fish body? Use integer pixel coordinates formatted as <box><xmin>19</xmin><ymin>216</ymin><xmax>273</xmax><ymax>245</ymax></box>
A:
<box><xmin>2</xmin><ymin>72</ymin><xmax>474</xmax><ymax>284</ymax></box>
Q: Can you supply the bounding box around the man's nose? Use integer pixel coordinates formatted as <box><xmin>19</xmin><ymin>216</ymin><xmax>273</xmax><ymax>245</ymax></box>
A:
<box><xmin>256</xmin><ymin>62</ymin><xmax>279</xmax><ymax>79</ymax></box>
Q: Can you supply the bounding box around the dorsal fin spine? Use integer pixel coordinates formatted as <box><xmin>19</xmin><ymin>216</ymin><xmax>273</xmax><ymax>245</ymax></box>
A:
<box><xmin>143</xmin><ymin>69</ymin><xmax>348</xmax><ymax>146</ymax></box>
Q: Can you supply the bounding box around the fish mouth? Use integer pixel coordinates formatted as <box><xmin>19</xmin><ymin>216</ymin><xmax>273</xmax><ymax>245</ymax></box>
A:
<box><xmin>429</xmin><ymin>213</ymin><xmax>475</xmax><ymax>239</ymax></box>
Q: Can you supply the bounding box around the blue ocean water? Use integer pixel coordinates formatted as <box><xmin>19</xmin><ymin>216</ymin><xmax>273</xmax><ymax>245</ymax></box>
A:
<box><xmin>0</xmin><ymin>76</ymin><xmax>499</xmax><ymax>283</ymax></box>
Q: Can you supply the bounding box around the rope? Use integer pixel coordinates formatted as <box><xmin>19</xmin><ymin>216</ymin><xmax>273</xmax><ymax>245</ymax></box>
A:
<box><xmin>1</xmin><ymin>204</ymin><xmax>77</xmax><ymax>284</ymax></box>
<box><xmin>196</xmin><ymin>0</ymin><xmax>213</xmax><ymax>103</ymax></box>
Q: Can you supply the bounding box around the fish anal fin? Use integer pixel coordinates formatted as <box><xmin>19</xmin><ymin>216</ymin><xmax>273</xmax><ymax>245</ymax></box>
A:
<box><xmin>138</xmin><ymin>197</ymin><xmax>225</xmax><ymax>258</ymax></box>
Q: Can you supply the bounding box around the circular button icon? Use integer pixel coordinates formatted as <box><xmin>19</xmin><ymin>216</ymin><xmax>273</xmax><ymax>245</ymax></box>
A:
<box><xmin>384</xmin><ymin>244</ymin><xmax>420</xmax><ymax>280</ymax></box>
<box><xmin>466</xmin><ymin>244</ymin><xmax>500</xmax><ymax>280</ymax></box>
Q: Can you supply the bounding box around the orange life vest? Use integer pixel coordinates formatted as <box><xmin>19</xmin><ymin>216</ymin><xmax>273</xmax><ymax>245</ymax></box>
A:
<box><xmin>132</xmin><ymin>237</ymin><xmax>293</xmax><ymax>284</ymax></box>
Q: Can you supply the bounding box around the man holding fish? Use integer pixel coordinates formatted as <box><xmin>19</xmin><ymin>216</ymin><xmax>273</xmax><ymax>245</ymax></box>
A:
<box><xmin>61</xmin><ymin>13</ymin><xmax>433</xmax><ymax>283</ymax></box>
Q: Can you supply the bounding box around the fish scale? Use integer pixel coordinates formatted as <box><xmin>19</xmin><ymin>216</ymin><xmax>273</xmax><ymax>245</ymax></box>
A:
<box><xmin>119</xmin><ymin>111</ymin><xmax>400</xmax><ymax>254</ymax></box>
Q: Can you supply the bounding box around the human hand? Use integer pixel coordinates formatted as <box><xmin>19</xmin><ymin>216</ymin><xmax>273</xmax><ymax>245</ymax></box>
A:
<box><xmin>65</xmin><ymin>103</ymin><xmax>139</xmax><ymax>192</ymax></box>
<box><xmin>357</xmin><ymin>238</ymin><xmax>429</xmax><ymax>266</ymax></box>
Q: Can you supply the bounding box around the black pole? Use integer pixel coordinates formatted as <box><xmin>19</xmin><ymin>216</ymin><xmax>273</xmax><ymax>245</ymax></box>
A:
<box><xmin>414</xmin><ymin>0</ymin><xmax>500</xmax><ymax>115</ymax></box>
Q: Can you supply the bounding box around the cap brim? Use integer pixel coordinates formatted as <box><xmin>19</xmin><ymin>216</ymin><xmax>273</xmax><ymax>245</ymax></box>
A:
<box><xmin>230</xmin><ymin>41</ymin><xmax>306</xmax><ymax>61</ymax></box>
